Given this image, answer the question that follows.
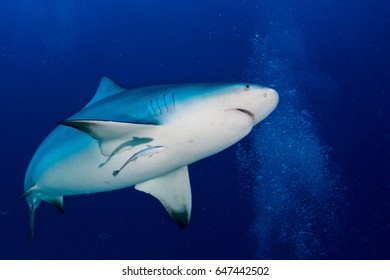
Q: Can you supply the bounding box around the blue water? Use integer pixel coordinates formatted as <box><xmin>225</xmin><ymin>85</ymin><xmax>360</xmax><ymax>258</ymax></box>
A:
<box><xmin>0</xmin><ymin>0</ymin><xmax>389</xmax><ymax>259</ymax></box>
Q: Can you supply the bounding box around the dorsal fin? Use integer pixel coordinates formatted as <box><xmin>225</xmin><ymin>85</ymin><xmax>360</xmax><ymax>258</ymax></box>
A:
<box><xmin>84</xmin><ymin>77</ymin><xmax>126</xmax><ymax>108</ymax></box>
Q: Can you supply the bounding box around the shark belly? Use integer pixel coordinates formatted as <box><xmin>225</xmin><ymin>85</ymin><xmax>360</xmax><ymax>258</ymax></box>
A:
<box><xmin>26</xmin><ymin>109</ymin><xmax>252</xmax><ymax>196</ymax></box>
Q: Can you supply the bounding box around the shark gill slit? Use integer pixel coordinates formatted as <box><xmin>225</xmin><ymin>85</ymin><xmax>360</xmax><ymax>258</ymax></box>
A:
<box><xmin>163</xmin><ymin>93</ymin><xmax>169</xmax><ymax>112</ymax></box>
<box><xmin>172</xmin><ymin>93</ymin><xmax>176</xmax><ymax>109</ymax></box>
<box><xmin>155</xmin><ymin>97</ymin><xmax>163</xmax><ymax>115</ymax></box>
<box><xmin>144</xmin><ymin>105</ymin><xmax>152</xmax><ymax>117</ymax></box>
<box><xmin>149</xmin><ymin>99</ymin><xmax>157</xmax><ymax>114</ymax></box>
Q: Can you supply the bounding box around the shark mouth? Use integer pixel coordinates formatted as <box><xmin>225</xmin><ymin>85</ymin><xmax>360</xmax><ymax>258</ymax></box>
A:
<box><xmin>235</xmin><ymin>108</ymin><xmax>255</xmax><ymax>121</ymax></box>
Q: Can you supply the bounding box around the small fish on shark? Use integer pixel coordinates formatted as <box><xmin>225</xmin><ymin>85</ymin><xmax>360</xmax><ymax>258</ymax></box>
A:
<box><xmin>113</xmin><ymin>145</ymin><xmax>167</xmax><ymax>176</ymax></box>
<box><xmin>99</xmin><ymin>137</ymin><xmax>154</xmax><ymax>168</ymax></box>
<box><xmin>21</xmin><ymin>77</ymin><xmax>278</xmax><ymax>240</ymax></box>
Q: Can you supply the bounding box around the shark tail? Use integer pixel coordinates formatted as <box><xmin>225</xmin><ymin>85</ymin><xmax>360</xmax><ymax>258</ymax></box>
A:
<box><xmin>28</xmin><ymin>199</ymin><xmax>40</xmax><ymax>242</ymax></box>
<box><xmin>19</xmin><ymin>185</ymin><xmax>64</xmax><ymax>242</ymax></box>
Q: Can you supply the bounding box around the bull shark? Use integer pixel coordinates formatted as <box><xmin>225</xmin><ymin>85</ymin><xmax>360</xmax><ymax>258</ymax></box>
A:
<box><xmin>22</xmin><ymin>77</ymin><xmax>278</xmax><ymax>240</ymax></box>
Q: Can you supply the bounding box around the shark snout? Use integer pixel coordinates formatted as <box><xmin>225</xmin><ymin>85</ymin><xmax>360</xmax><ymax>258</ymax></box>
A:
<box><xmin>225</xmin><ymin>86</ymin><xmax>278</xmax><ymax>125</ymax></box>
<box><xmin>251</xmin><ymin>87</ymin><xmax>279</xmax><ymax>124</ymax></box>
<box><xmin>265</xmin><ymin>88</ymin><xmax>279</xmax><ymax>108</ymax></box>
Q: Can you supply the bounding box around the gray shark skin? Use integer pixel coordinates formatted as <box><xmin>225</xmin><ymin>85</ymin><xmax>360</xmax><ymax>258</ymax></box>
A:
<box><xmin>23</xmin><ymin>77</ymin><xmax>278</xmax><ymax>239</ymax></box>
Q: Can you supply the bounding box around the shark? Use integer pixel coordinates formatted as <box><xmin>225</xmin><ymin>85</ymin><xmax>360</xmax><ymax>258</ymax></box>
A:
<box><xmin>22</xmin><ymin>77</ymin><xmax>278</xmax><ymax>239</ymax></box>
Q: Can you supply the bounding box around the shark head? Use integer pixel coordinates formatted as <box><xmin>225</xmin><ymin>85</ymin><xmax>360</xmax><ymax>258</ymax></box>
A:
<box><xmin>160</xmin><ymin>83</ymin><xmax>279</xmax><ymax>157</ymax></box>
<box><xmin>213</xmin><ymin>83</ymin><xmax>279</xmax><ymax>125</ymax></box>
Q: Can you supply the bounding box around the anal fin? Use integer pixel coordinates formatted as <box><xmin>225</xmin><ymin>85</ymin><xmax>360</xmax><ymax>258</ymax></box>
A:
<box><xmin>135</xmin><ymin>166</ymin><xmax>192</xmax><ymax>228</ymax></box>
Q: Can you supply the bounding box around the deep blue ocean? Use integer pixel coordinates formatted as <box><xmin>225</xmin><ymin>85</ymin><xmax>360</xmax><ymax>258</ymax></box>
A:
<box><xmin>0</xmin><ymin>0</ymin><xmax>389</xmax><ymax>260</ymax></box>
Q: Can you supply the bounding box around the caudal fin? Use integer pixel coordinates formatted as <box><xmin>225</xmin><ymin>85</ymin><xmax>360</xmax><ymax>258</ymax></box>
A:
<box><xmin>28</xmin><ymin>201</ymin><xmax>40</xmax><ymax>242</ymax></box>
<box><xmin>19</xmin><ymin>186</ymin><xmax>64</xmax><ymax>241</ymax></box>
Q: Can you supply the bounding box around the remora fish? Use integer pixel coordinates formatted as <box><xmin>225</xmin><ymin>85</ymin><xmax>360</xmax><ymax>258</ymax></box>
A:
<box><xmin>113</xmin><ymin>145</ymin><xmax>167</xmax><ymax>176</ymax></box>
<box><xmin>22</xmin><ymin>77</ymin><xmax>278</xmax><ymax>239</ymax></box>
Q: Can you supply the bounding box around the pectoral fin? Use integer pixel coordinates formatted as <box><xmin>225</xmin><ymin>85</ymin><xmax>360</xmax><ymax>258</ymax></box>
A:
<box><xmin>135</xmin><ymin>166</ymin><xmax>192</xmax><ymax>228</ymax></box>
<box><xmin>59</xmin><ymin>119</ymin><xmax>156</xmax><ymax>156</ymax></box>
